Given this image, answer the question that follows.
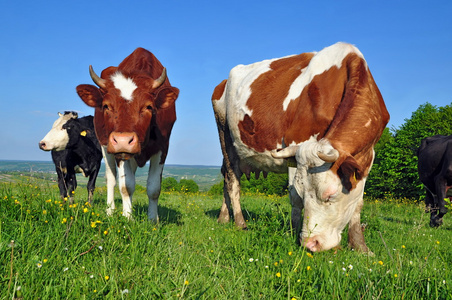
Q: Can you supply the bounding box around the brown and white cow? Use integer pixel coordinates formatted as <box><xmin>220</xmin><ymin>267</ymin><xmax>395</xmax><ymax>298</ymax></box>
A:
<box><xmin>212</xmin><ymin>42</ymin><xmax>389</xmax><ymax>252</ymax></box>
<box><xmin>76</xmin><ymin>48</ymin><xmax>179</xmax><ymax>220</ymax></box>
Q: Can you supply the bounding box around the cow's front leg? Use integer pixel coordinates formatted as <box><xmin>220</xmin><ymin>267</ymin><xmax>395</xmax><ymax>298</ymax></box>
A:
<box><xmin>347</xmin><ymin>196</ymin><xmax>370</xmax><ymax>253</ymax></box>
<box><xmin>86</xmin><ymin>166</ymin><xmax>100</xmax><ymax>205</ymax></box>
<box><xmin>288</xmin><ymin>167</ymin><xmax>303</xmax><ymax>233</ymax></box>
<box><xmin>117</xmin><ymin>159</ymin><xmax>137</xmax><ymax>219</ymax></box>
<box><xmin>147</xmin><ymin>152</ymin><xmax>164</xmax><ymax>222</ymax></box>
<box><xmin>102</xmin><ymin>148</ymin><xmax>117</xmax><ymax>216</ymax></box>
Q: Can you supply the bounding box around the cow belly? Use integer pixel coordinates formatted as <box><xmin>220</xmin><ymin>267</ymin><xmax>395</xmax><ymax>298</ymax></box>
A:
<box><xmin>236</xmin><ymin>148</ymin><xmax>287</xmax><ymax>173</ymax></box>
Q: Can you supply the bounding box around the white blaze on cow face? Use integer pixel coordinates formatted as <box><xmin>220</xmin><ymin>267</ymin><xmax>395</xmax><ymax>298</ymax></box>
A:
<box><xmin>39</xmin><ymin>113</ymin><xmax>75</xmax><ymax>151</ymax></box>
<box><xmin>282</xmin><ymin>42</ymin><xmax>365</xmax><ymax>111</ymax></box>
<box><xmin>111</xmin><ymin>72</ymin><xmax>137</xmax><ymax>101</ymax></box>
<box><xmin>291</xmin><ymin>136</ymin><xmax>365</xmax><ymax>252</ymax></box>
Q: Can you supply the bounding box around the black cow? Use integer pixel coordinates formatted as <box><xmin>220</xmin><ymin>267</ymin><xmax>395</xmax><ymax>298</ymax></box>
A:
<box><xmin>417</xmin><ymin>135</ymin><xmax>452</xmax><ymax>227</ymax></box>
<box><xmin>39</xmin><ymin>112</ymin><xmax>102</xmax><ymax>204</ymax></box>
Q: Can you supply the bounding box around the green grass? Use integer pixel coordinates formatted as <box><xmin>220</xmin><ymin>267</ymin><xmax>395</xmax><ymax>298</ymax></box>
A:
<box><xmin>1</xmin><ymin>176</ymin><xmax>452</xmax><ymax>299</ymax></box>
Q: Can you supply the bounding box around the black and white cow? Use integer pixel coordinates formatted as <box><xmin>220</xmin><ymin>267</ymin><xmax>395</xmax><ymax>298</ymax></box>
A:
<box><xmin>417</xmin><ymin>134</ymin><xmax>452</xmax><ymax>227</ymax></box>
<box><xmin>39</xmin><ymin>111</ymin><xmax>102</xmax><ymax>204</ymax></box>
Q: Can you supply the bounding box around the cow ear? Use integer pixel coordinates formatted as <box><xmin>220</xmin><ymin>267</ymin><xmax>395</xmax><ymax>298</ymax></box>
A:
<box><xmin>338</xmin><ymin>156</ymin><xmax>363</xmax><ymax>191</ymax></box>
<box><xmin>155</xmin><ymin>87</ymin><xmax>179</xmax><ymax>109</ymax></box>
<box><xmin>76</xmin><ymin>84</ymin><xmax>103</xmax><ymax>108</ymax></box>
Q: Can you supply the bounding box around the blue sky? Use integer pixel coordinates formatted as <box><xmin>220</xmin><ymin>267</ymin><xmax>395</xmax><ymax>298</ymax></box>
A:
<box><xmin>1</xmin><ymin>0</ymin><xmax>451</xmax><ymax>166</ymax></box>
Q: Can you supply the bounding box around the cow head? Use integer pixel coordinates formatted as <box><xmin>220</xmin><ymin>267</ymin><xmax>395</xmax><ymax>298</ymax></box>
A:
<box><xmin>273</xmin><ymin>136</ymin><xmax>366</xmax><ymax>252</ymax></box>
<box><xmin>39</xmin><ymin>112</ymin><xmax>78</xmax><ymax>151</ymax></box>
<box><xmin>76</xmin><ymin>65</ymin><xmax>179</xmax><ymax>161</ymax></box>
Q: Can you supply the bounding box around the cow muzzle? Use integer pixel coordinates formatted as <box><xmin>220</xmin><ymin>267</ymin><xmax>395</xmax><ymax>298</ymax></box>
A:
<box><xmin>107</xmin><ymin>132</ymin><xmax>140</xmax><ymax>160</ymax></box>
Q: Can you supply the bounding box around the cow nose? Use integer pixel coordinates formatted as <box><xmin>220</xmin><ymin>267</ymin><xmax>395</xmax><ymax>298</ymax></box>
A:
<box><xmin>108</xmin><ymin>132</ymin><xmax>140</xmax><ymax>154</ymax></box>
<box><xmin>39</xmin><ymin>141</ymin><xmax>47</xmax><ymax>150</ymax></box>
<box><xmin>302</xmin><ymin>237</ymin><xmax>322</xmax><ymax>252</ymax></box>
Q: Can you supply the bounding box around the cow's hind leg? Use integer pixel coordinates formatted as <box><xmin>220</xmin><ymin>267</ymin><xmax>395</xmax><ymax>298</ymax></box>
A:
<box><xmin>146</xmin><ymin>151</ymin><xmax>164</xmax><ymax>222</ymax></box>
<box><xmin>219</xmin><ymin>159</ymin><xmax>246</xmax><ymax>228</ymax></box>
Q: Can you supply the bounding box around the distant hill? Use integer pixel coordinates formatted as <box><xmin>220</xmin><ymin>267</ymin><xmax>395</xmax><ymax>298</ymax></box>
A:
<box><xmin>0</xmin><ymin>160</ymin><xmax>221</xmax><ymax>191</ymax></box>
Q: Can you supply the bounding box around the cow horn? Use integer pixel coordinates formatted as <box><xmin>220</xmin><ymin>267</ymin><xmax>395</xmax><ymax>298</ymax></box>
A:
<box><xmin>317</xmin><ymin>149</ymin><xmax>339</xmax><ymax>163</ymax></box>
<box><xmin>89</xmin><ymin>65</ymin><xmax>107</xmax><ymax>89</ymax></box>
<box><xmin>152</xmin><ymin>68</ymin><xmax>167</xmax><ymax>89</ymax></box>
<box><xmin>271</xmin><ymin>146</ymin><xmax>298</xmax><ymax>159</ymax></box>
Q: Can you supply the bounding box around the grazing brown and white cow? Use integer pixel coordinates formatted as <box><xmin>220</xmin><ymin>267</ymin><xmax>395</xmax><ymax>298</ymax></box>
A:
<box><xmin>76</xmin><ymin>48</ymin><xmax>179</xmax><ymax>220</ymax></box>
<box><xmin>212</xmin><ymin>42</ymin><xmax>389</xmax><ymax>252</ymax></box>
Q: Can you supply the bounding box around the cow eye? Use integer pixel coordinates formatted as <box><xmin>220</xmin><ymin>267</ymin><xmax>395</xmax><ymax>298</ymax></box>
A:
<box><xmin>146</xmin><ymin>105</ymin><xmax>153</xmax><ymax>110</ymax></box>
<box><xmin>103</xmin><ymin>104</ymin><xmax>110</xmax><ymax>111</ymax></box>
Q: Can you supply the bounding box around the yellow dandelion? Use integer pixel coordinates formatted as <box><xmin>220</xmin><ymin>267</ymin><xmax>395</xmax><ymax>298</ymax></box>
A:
<box><xmin>184</xmin><ymin>280</ymin><xmax>189</xmax><ymax>285</ymax></box>
<box><xmin>436</xmin><ymin>241</ymin><xmax>440</xmax><ymax>245</ymax></box>
<box><xmin>274</xmin><ymin>262</ymin><xmax>278</xmax><ymax>266</ymax></box>
<box><xmin>43</xmin><ymin>259</ymin><xmax>48</xmax><ymax>263</ymax></box>
<box><xmin>402</xmin><ymin>245</ymin><xmax>406</xmax><ymax>249</ymax></box>
<box><xmin>307</xmin><ymin>266</ymin><xmax>311</xmax><ymax>271</ymax></box>
<box><xmin>62</xmin><ymin>218</ymin><xmax>67</xmax><ymax>224</ymax></box>
<box><xmin>276</xmin><ymin>272</ymin><xmax>281</xmax><ymax>278</ymax></box>
<box><xmin>103</xmin><ymin>230</ymin><xmax>108</xmax><ymax>235</ymax></box>
<box><xmin>288</xmin><ymin>251</ymin><xmax>293</xmax><ymax>256</ymax></box>
<box><xmin>105</xmin><ymin>275</ymin><xmax>109</xmax><ymax>280</ymax></box>
<box><xmin>83</xmin><ymin>208</ymin><xmax>89</xmax><ymax>213</ymax></box>
<box><xmin>43</xmin><ymin>210</ymin><xmax>47</xmax><ymax>215</ymax></box>
<box><xmin>91</xmin><ymin>222</ymin><xmax>97</xmax><ymax>228</ymax></box>
<box><xmin>306</xmin><ymin>252</ymin><xmax>313</xmax><ymax>258</ymax></box>
<box><xmin>394</xmin><ymin>274</ymin><xmax>398</xmax><ymax>278</ymax></box>
<box><xmin>46</xmin><ymin>199</ymin><xmax>52</xmax><ymax>203</ymax></box>
<box><xmin>378</xmin><ymin>261</ymin><xmax>384</xmax><ymax>265</ymax></box>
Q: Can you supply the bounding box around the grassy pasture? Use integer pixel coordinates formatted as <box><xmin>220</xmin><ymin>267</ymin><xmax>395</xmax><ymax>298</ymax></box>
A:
<box><xmin>1</xmin><ymin>175</ymin><xmax>452</xmax><ymax>299</ymax></box>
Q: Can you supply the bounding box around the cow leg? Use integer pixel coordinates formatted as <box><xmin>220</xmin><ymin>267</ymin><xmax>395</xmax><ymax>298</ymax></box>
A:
<box><xmin>55</xmin><ymin>166</ymin><xmax>67</xmax><ymax>200</ymax></box>
<box><xmin>66</xmin><ymin>170</ymin><xmax>77</xmax><ymax>205</ymax></box>
<box><xmin>431</xmin><ymin>177</ymin><xmax>449</xmax><ymax>227</ymax></box>
<box><xmin>347</xmin><ymin>196</ymin><xmax>370</xmax><ymax>253</ymax></box>
<box><xmin>117</xmin><ymin>159</ymin><xmax>137</xmax><ymax>219</ymax></box>
<box><xmin>146</xmin><ymin>151</ymin><xmax>164</xmax><ymax>222</ymax></box>
<box><xmin>215</xmin><ymin>119</ymin><xmax>246</xmax><ymax>228</ymax></box>
<box><xmin>424</xmin><ymin>189</ymin><xmax>440</xmax><ymax>227</ymax></box>
<box><xmin>288</xmin><ymin>166</ymin><xmax>303</xmax><ymax>233</ymax></box>
<box><xmin>103</xmin><ymin>148</ymin><xmax>117</xmax><ymax>216</ymax></box>
<box><xmin>221</xmin><ymin>159</ymin><xmax>246</xmax><ymax>228</ymax></box>
<box><xmin>86</xmin><ymin>164</ymin><xmax>100</xmax><ymax>205</ymax></box>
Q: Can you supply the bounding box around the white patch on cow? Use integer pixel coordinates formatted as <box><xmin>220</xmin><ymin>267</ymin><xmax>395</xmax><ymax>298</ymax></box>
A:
<box><xmin>146</xmin><ymin>151</ymin><xmax>164</xmax><ymax>221</ymax></box>
<box><xmin>282</xmin><ymin>42</ymin><xmax>366</xmax><ymax>111</ymax></box>
<box><xmin>111</xmin><ymin>72</ymin><xmax>137</xmax><ymax>101</ymax></box>
<box><xmin>290</xmin><ymin>136</ymin><xmax>366</xmax><ymax>251</ymax></box>
<box><xmin>39</xmin><ymin>113</ymin><xmax>74</xmax><ymax>151</ymax></box>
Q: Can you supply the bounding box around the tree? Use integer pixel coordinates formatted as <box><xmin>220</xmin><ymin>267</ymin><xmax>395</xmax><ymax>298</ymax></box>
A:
<box><xmin>366</xmin><ymin>102</ymin><xmax>452</xmax><ymax>200</ymax></box>
<box><xmin>161</xmin><ymin>177</ymin><xmax>178</xmax><ymax>192</ymax></box>
<box><xmin>177</xmin><ymin>179</ymin><xmax>199</xmax><ymax>193</ymax></box>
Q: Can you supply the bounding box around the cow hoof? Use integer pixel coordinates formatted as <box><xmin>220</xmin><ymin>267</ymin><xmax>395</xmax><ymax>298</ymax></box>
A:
<box><xmin>429</xmin><ymin>217</ymin><xmax>443</xmax><ymax>227</ymax></box>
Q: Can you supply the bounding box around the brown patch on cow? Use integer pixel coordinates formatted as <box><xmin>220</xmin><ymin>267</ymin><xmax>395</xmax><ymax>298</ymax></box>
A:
<box><xmin>237</xmin><ymin>53</ymin><xmax>315</xmax><ymax>152</ymax></box>
<box><xmin>240</xmin><ymin>114</ymin><xmax>255</xmax><ymax>135</ymax></box>
<box><xmin>212</xmin><ymin>79</ymin><xmax>227</xmax><ymax>101</ymax></box>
